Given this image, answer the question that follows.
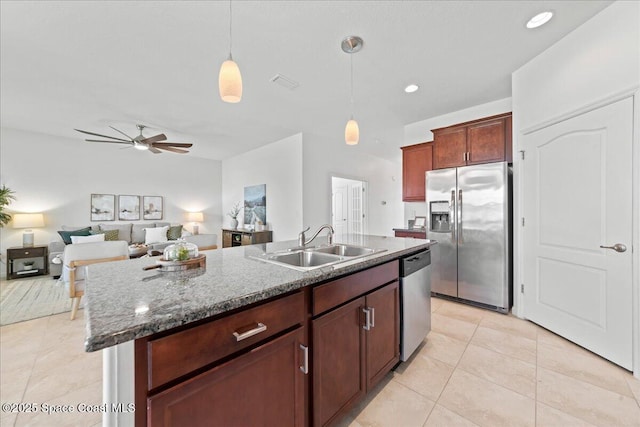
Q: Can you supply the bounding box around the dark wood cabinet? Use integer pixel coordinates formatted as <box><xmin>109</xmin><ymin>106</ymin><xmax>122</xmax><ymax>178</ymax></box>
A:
<box><xmin>222</xmin><ymin>229</ymin><xmax>273</xmax><ymax>248</ymax></box>
<box><xmin>312</xmin><ymin>267</ymin><xmax>400</xmax><ymax>427</ymax></box>
<box><xmin>137</xmin><ymin>289</ymin><xmax>308</xmax><ymax>427</ymax></box>
<box><xmin>432</xmin><ymin>112</ymin><xmax>512</xmax><ymax>170</ymax></box>
<box><xmin>393</xmin><ymin>229</ymin><xmax>427</xmax><ymax>239</ymax></box>
<box><xmin>401</xmin><ymin>142</ymin><xmax>433</xmax><ymax>201</ymax></box>
<box><xmin>148</xmin><ymin>327</ymin><xmax>306</xmax><ymax>427</ymax></box>
<box><xmin>6</xmin><ymin>245</ymin><xmax>48</xmax><ymax>280</ymax></box>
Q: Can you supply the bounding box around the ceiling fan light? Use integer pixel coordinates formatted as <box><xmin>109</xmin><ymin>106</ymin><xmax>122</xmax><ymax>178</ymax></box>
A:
<box><xmin>134</xmin><ymin>143</ymin><xmax>148</xmax><ymax>151</ymax></box>
<box><xmin>219</xmin><ymin>58</ymin><xmax>243</xmax><ymax>103</ymax></box>
<box><xmin>345</xmin><ymin>119</ymin><xmax>359</xmax><ymax>145</ymax></box>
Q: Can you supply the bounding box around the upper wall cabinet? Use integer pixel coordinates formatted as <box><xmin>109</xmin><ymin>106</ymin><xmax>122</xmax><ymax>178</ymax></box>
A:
<box><xmin>401</xmin><ymin>142</ymin><xmax>433</xmax><ymax>202</ymax></box>
<box><xmin>432</xmin><ymin>113</ymin><xmax>512</xmax><ymax>170</ymax></box>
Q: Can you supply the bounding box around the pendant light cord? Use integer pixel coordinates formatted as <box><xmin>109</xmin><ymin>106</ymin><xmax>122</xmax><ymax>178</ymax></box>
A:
<box><xmin>229</xmin><ymin>0</ymin><xmax>233</xmax><ymax>58</ymax></box>
<box><xmin>350</xmin><ymin>54</ymin><xmax>354</xmax><ymax>118</ymax></box>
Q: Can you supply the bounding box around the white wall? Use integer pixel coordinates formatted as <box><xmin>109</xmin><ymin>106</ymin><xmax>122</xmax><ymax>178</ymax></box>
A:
<box><xmin>402</xmin><ymin>97</ymin><xmax>512</xmax><ymax>223</ymax></box>
<box><xmin>0</xmin><ymin>127</ymin><xmax>223</xmax><ymax>274</ymax></box>
<box><xmin>511</xmin><ymin>0</ymin><xmax>639</xmax><ymax>373</ymax></box>
<box><xmin>221</xmin><ymin>133</ymin><xmax>303</xmax><ymax>242</ymax></box>
<box><xmin>302</xmin><ymin>132</ymin><xmax>403</xmax><ymax>238</ymax></box>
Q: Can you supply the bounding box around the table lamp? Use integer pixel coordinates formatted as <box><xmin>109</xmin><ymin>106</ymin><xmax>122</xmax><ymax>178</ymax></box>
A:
<box><xmin>187</xmin><ymin>212</ymin><xmax>203</xmax><ymax>235</ymax></box>
<box><xmin>13</xmin><ymin>213</ymin><xmax>45</xmax><ymax>247</ymax></box>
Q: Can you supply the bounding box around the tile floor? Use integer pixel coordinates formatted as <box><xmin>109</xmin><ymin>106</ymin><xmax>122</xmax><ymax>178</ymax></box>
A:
<box><xmin>1</xmin><ymin>298</ymin><xmax>639</xmax><ymax>427</ymax></box>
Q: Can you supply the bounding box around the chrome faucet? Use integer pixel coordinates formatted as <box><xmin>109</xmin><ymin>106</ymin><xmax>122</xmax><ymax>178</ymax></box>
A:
<box><xmin>298</xmin><ymin>224</ymin><xmax>335</xmax><ymax>247</ymax></box>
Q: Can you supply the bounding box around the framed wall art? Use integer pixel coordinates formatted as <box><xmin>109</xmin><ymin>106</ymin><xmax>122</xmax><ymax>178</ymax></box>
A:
<box><xmin>143</xmin><ymin>196</ymin><xmax>163</xmax><ymax>220</ymax></box>
<box><xmin>244</xmin><ymin>184</ymin><xmax>266</xmax><ymax>225</ymax></box>
<box><xmin>118</xmin><ymin>195</ymin><xmax>140</xmax><ymax>221</ymax></box>
<box><xmin>91</xmin><ymin>194</ymin><xmax>115</xmax><ymax>221</ymax></box>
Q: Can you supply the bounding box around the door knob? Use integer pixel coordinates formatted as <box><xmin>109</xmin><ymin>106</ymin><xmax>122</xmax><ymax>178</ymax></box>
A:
<box><xmin>600</xmin><ymin>243</ymin><xmax>627</xmax><ymax>253</ymax></box>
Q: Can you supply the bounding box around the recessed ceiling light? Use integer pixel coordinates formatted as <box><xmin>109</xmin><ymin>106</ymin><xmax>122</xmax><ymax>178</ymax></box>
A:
<box><xmin>404</xmin><ymin>84</ymin><xmax>419</xmax><ymax>93</ymax></box>
<box><xmin>527</xmin><ymin>11</ymin><xmax>553</xmax><ymax>29</ymax></box>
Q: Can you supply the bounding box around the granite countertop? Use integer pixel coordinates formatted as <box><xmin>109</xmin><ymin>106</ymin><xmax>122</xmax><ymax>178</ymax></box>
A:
<box><xmin>84</xmin><ymin>234</ymin><xmax>434</xmax><ymax>352</ymax></box>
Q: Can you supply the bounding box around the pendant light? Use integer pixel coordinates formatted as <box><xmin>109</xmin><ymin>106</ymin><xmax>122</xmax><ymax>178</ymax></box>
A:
<box><xmin>219</xmin><ymin>0</ymin><xmax>242</xmax><ymax>103</ymax></box>
<box><xmin>342</xmin><ymin>36</ymin><xmax>363</xmax><ymax>145</ymax></box>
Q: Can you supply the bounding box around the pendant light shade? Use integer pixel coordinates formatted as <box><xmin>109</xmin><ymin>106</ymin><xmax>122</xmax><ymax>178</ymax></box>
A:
<box><xmin>219</xmin><ymin>0</ymin><xmax>242</xmax><ymax>103</ymax></box>
<box><xmin>345</xmin><ymin>118</ymin><xmax>359</xmax><ymax>145</ymax></box>
<box><xmin>219</xmin><ymin>56</ymin><xmax>243</xmax><ymax>103</ymax></box>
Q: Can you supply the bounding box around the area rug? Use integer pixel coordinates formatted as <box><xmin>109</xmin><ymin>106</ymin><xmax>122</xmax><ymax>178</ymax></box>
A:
<box><xmin>0</xmin><ymin>277</ymin><xmax>79</xmax><ymax>326</ymax></box>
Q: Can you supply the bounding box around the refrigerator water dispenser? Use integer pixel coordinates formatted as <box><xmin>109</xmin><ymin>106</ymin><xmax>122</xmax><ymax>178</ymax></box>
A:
<box><xmin>429</xmin><ymin>201</ymin><xmax>451</xmax><ymax>232</ymax></box>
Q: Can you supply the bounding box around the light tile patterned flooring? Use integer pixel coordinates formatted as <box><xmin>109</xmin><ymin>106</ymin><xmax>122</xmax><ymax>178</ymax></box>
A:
<box><xmin>1</xmin><ymin>299</ymin><xmax>639</xmax><ymax>426</ymax></box>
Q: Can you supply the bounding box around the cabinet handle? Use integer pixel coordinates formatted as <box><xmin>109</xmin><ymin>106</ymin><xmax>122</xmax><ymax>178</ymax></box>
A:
<box><xmin>299</xmin><ymin>344</ymin><xmax>309</xmax><ymax>374</ymax></box>
<box><xmin>370</xmin><ymin>307</ymin><xmax>375</xmax><ymax>328</ymax></box>
<box><xmin>462</xmin><ymin>152</ymin><xmax>466</xmax><ymax>162</ymax></box>
<box><xmin>232</xmin><ymin>322</ymin><xmax>267</xmax><ymax>341</ymax></box>
<box><xmin>362</xmin><ymin>307</ymin><xmax>371</xmax><ymax>331</ymax></box>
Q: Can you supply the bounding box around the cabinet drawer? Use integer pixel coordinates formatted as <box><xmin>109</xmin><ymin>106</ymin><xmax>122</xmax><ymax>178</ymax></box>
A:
<box><xmin>394</xmin><ymin>230</ymin><xmax>426</xmax><ymax>239</ymax></box>
<box><xmin>9</xmin><ymin>247</ymin><xmax>46</xmax><ymax>258</ymax></box>
<box><xmin>147</xmin><ymin>291</ymin><xmax>305</xmax><ymax>390</ymax></box>
<box><xmin>312</xmin><ymin>260</ymin><xmax>399</xmax><ymax>316</ymax></box>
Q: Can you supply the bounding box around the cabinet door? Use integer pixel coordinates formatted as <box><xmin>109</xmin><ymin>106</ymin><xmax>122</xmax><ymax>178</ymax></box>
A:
<box><xmin>313</xmin><ymin>297</ymin><xmax>366</xmax><ymax>427</ymax></box>
<box><xmin>222</xmin><ymin>231</ymin><xmax>232</xmax><ymax>248</ymax></box>
<box><xmin>467</xmin><ymin>118</ymin><xmax>506</xmax><ymax>165</ymax></box>
<box><xmin>148</xmin><ymin>327</ymin><xmax>306</xmax><ymax>427</ymax></box>
<box><xmin>241</xmin><ymin>234</ymin><xmax>252</xmax><ymax>245</ymax></box>
<box><xmin>402</xmin><ymin>143</ymin><xmax>433</xmax><ymax>202</ymax></box>
<box><xmin>365</xmin><ymin>281</ymin><xmax>400</xmax><ymax>389</ymax></box>
<box><xmin>433</xmin><ymin>127</ymin><xmax>467</xmax><ymax>169</ymax></box>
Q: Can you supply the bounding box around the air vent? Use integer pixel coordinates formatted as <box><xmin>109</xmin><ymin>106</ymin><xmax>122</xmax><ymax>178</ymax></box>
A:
<box><xmin>270</xmin><ymin>74</ymin><xmax>300</xmax><ymax>90</ymax></box>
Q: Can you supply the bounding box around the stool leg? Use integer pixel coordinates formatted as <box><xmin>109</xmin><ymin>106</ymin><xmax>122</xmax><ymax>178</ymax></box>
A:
<box><xmin>70</xmin><ymin>296</ymin><xmax>81</xmax><ymax>320</ymax></box>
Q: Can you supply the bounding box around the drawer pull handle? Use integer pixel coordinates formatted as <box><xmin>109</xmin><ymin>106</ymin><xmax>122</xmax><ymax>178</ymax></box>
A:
<box><xmin>299</xmin><ymin>344</ymin><xmax>309</xmax><ymax>374</ymax></box>
<box><xmin>232</xmin><ymin>322</ymin><xmax>267</xmax><ymax>341</ymax></box>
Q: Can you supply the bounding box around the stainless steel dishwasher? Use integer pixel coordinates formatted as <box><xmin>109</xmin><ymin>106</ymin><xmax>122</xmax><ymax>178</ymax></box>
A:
<box><xmin>400</xmin><ymin>249</ymin><xmax>432</xmax><ymax>361</ymax></box>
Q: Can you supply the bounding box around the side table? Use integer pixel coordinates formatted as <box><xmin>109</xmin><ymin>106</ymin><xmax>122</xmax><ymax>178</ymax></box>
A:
<box><xmin>6</xmin><ymin>245</ymin><xmax>49</xmax><ymax>280</ymax></box>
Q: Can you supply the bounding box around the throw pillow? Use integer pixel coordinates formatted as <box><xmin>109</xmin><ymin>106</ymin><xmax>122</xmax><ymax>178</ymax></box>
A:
<box><xmin>58</xmin><ymin>227</ymin><xmax>92</xmax><ymax>244</ymax></box>
<box><xmin>91</xmin><ymin>229</ymin><xmax>119</xmax><ymax>241</ymax></box>
<box><xmin>99</xmin><ymin>223</ymin><xmax>133</xmax><ymax>243</ymax></box>
<box><xmin>167</xmin><ymin>225</ymin><xmax>183</xmax><ymax>240</ymax></box>
<box><xmin>70</xmin><ymin>233</ymin><xmax>105</xmax><ymax>244</ymax></box>
<box><xmin>144</xmin><ymin>226</ymin><xmax>169</xmax><ymax>245</ymax></box>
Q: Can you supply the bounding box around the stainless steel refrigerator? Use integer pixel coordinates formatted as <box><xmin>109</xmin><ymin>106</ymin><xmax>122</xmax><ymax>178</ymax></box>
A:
<box><xmin>426</xmin><ymin>162</ymin><xmax>512</xmax><ymax>312</ymax></box>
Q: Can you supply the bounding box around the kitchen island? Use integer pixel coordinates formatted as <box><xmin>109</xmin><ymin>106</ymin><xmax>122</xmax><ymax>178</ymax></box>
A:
<box><xmin>83</xmin><ymin>234</ymin><xmax>433</xmax><ymax>426</ymax></box>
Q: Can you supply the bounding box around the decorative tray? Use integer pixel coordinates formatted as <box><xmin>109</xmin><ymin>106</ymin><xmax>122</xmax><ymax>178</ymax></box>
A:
<box><xmin>143</xmin><ymin>254</ymin><xmax>206</xmax><ymax>272</ymax></box>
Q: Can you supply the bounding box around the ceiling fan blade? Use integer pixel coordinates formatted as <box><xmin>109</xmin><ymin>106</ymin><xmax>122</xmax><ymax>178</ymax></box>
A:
<box><xmin>85</xmin><ymin>139</ymin><xmax>132</xmax><ymax>145</ymax></box>
<box><xmin>109</xmin><ymin>126</ymin><xmax>135</xmax><ymax>141</ymax></box>
<box><xmin>156</xmin><ymin>146</ymin><xmax>189</xmax><ymax>154</ymax></box>
<box><xmin>140</xmin><ymin>133</ymin><xmax>167</xmax><ymax>144</ymax></box>
<box><xmin>75</xmin><ymin>129</ymin><xmax>130</xmax><ymax>142</ymax></box>
<box><xmin>148</xmin><ymin>146</ymin><xmax>162</xmax><ymax>154</ymax></box>
<box><xmin>152</xmin><ymin>142</ymin><xmax>193</xmax><ymax>148</ymax></box>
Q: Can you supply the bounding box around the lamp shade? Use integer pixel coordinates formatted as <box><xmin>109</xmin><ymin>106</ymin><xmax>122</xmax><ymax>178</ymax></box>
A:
<box><xmin>187</xmin><ymin>212</ymin><xmax>204</xmax><ymax>223</ymax></box>
<box><xmin>12</xmin><ymin>213</ymin><xmax>44</xmax><ymax>229</ymax></box>
<box><xmin>345</xmin><ymin>119</ymin><xmax>359</xmax><ymax>145</ymax></box>
<box><xmin>219</xmin><ymin>59</ymin><xmax>243</xmax><ymax>103</ymax></box>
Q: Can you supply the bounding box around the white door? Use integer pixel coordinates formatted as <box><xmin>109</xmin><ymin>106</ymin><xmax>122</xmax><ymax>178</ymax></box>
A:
<box><xmin>349</xmin><ymin>181</ymin><xmax>364</xmax><ymax>235</ymax></box>
<box><xmin>522</xmin><ymin>97</ymin><xmax>633</xmax><ymax>369</ymax></box>
<box><xmin>332</xmin><ymin>185</ymin><xmax>348</xmax><ymax>241</ymax></box>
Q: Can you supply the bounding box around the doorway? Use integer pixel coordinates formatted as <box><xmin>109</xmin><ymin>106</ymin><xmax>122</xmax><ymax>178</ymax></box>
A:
<box><xmin>331</xmin><ymin>176</ymin><xmax>368</xmax><ymax>242</ymax></box>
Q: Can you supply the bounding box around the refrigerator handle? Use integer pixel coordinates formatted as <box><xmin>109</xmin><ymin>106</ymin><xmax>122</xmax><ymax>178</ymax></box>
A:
<box><xmin>450</xmin><ymin>190</ymin><xmax>456</xmax><ymax>243</ymax></box>
<box><xmin>458</xmin><ymin>189</ymin><xmax>463</xmax><ymax>244</ymax></box>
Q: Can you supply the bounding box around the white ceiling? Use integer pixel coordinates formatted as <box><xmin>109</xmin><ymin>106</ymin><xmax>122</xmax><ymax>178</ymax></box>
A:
<box><xmin>0</xmin><ymin>0</ymin><xmax>612</xmax><ymax>162</ymax></box>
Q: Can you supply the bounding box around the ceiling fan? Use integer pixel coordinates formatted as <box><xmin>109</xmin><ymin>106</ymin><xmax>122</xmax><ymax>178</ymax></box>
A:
<box><xmin>74</xmin><ymin>124</ymin><xmax>193</xmax><ymax>154</ymax></box>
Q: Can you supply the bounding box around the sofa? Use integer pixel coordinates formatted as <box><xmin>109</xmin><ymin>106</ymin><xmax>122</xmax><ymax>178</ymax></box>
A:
<box><xmin>49</xmin><ymin>222</ymin><xmax>217</xmax><ymax>278</ymax></box>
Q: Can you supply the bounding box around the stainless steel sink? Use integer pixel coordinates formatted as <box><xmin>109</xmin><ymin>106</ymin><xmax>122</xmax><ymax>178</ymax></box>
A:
<box><xmin>252</xmin><ymin>243</ymin><xmax>386</xmax><ymax>271</ymax></box>
<box><xmin>312</xmin><ymin>244</ymin><xmax>376</xmax><ymax>257</ymax></box>
<box><xmin>266</xmin><ymin>251</ymin><xmax>343</xmax><ymax>268</ymax></box>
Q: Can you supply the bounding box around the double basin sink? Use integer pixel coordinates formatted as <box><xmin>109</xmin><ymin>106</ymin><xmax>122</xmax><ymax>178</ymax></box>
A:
<box><xmin>253</xmin><ymin>244</ymin><xmax>386</xmax><ymax>271</ymax></box>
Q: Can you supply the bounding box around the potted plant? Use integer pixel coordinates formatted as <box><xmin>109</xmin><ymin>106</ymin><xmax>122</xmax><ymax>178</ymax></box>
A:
<box><xmin>227</xmin><ymin>202</ymin><xmax>243</xmax><ymax>229</ymax></box>
<box><xmin>0</xmin><ymin>184</ymin><xmax>16</xmax><ymax>227</ymax></box>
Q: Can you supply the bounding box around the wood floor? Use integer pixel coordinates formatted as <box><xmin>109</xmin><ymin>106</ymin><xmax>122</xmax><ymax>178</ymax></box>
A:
<box><xmin>1</xmin><ymin>298</ymin><xmax>639</xmax><ymax>426</ymax></box>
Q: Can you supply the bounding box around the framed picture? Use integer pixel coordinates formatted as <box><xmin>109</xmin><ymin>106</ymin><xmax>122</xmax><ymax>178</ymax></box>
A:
<box><xmin>244</xmin><ymin>184</ymin><xmax>266</xmax><ymax>225</ymax></box>
<box><xmin>91</xmin><ymin>194</ymin><xmax>115</xmax><ymax>221</ymax></box>
<box><xmin>143</xmin><ymin>196</ymin><xmax>163</xmax><ymax>220</ymax></box>
<box><xmin>118</xmin><ymin>195</ymin><xmax>140</xmax><ymax>221</ymax></box>
<box><xmin>413</xmin><ymin>216</ymin><xmax>426</xmax><ymax>229</ymax></box>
